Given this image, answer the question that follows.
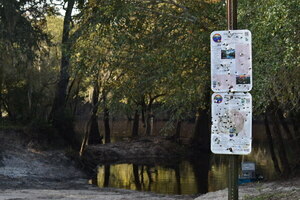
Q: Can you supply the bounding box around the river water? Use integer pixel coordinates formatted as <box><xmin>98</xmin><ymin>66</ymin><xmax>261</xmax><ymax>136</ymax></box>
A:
<box><xmin>76</xmin><ymin>120</ymin><xmax>284</xmax><ymax>195</ymax></box>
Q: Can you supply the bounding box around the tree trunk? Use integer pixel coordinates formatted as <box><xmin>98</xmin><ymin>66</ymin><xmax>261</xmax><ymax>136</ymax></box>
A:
<box><xmin>103</xmin><ymin>91</ymin><xmax>111</xmax><ymax>144</ymax></box>
<box><xmin>132</xmin><ymin>109</ymin><xmax>140</xmax><ymax>138</ymax></box>
<box><xmin>291</xmin><ymin>114</ymin><xmax>300</xmax><ymax>147</ymax></box>
<box><xmin>291</xmin><ymin>114</ymin><xmax>300</xmax><ymax>165</ymax></box>
<box><xmin>174</xmin><ymin>120</ymin><xmax>182</xmax><ymax>141</ymax></box>
<box><xmin>103</xmin><ymin>108</ymin><xmax>110</xmax><ymax>144</ymax></box>
<box><xmin>50</xmin><ymin>0</ymin><xmax>74</xmax><ymax>118</ymax></box>
<box><xmin>264</xmin><ymin>114</ymin><xmax>281</xmax><ymax>175</ymax></box>
<box><xmin>141</xmin><ymin>106</ymin><xmax>146</xmax><ymax>128</ymax></box>
<box><xmin>277</xmin><ymin>109</ymin><xmax>300</xmax><ymax>162</ymax></box>
<box><xmin>88</xmin><ymin>82</ymin><xmax>102</xmax><ymax>145</ymax></box>
<box><xmin>145</xmin><ymin>106</ymin><xmax>153</xmax><ymax>136</ymax></box>
<box><xmin>49</xmin><ymin>0</ymin><xmax>78</xmax><ymax>149</ymax></box>
<box><xmin>270</xmin><ymin>111</ymin><xmax>291</xmax><ymax>177</ymax></box>
<box><xmin>0</xmin><ymin>79</ymin><xmax>2</xmax><ymax>120</ymax></box>
<box><xmin>277</xmin><ymin>109</ymin><xmax>295</xmax><ymax>140</ymax></box>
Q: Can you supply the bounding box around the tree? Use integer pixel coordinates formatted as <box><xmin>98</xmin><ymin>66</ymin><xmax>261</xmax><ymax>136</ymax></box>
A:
<box><xmin>0</xmin><ymin>0</ymin><xmax>54</xmax><ymax>122</ymax></box>
<box><xmin>239</xmin><ymin>0</ymin><xmax>300</xmax><ymax>174</ymax></box>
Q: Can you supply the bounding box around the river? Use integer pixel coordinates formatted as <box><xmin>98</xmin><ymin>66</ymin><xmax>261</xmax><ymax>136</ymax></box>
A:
<box><xmin>75</xmin><ymin>120</ymin><xmax>289</xmax><ymax>195</ymax></box>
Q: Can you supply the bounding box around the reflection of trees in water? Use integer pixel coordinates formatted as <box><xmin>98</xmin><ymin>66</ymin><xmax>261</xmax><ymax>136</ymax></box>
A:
<box><xmin>133</xmin><ymin>164</ymin><xmax>141</xmax><ymax>190</ymax></box>
<box><xmin>94</xmin><ymin>160</ymin><xmax>212</xmax><ymax>194</ymax></box>
<box><xmin>104</xmin><ymin>165</ymin><xmax>110</xmax><ymax>187</ymax></box>
<box><xmin>174</xmin><ymin>165</ymin><xmax>182</xmax><ymax>194</ymax></box>
<box><xmin>133</xmin><ymin>165</ymin><xmax>156</xmax><ymax>191</ymax></box>
<box><xmin>191</xmin><ymin>153</ymin><xmax>210</xmax><ymax>194</ymax></box>
<box><xmin>131</xmin><ymin>164</ymin><xmax>183</xmax><ymax>193</ymax></box>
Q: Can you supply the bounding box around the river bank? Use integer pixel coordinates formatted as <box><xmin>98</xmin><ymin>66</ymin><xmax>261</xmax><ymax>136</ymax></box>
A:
<box><xmin>0</xmin><ymin>128</ymin><xmax>299</xmax><ymax>200</ymax></box>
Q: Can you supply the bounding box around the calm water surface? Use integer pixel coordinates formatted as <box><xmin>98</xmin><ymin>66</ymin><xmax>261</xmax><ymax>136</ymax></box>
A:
<box><xmin>76</xmin><ymin>120</ymin><xmax>282</xmax><ymax>195</ymax></box>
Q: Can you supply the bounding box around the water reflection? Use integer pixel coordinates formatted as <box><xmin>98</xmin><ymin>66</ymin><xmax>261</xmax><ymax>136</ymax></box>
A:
<box><xmin>81</xmin><ymin>120</ymin><xmax>279</xmax><ymax>194</ymax></box>
<box><xmin>91</xmin><ymin>141</ymin><xmax>278</xmax><ymax>195</ymax></box>
<box><xmin>103</xmin><ymin>165</ymin><xmax>110</xmax><ymax>187</ymax></box>
<box><xmin>92</xmin><ymin>155</ymin><xmax>210</xmax><ymax>195</ymax></box>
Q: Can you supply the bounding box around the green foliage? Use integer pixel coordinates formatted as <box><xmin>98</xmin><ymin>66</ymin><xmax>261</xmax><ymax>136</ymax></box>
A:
<box><xmin>239</xmin><ymin>0</ymin><xmax>300</xmax><ymax>114</ymax></box>
<box><xmin>71</xmin><ymin>0</ymin><xmax>226</xmax><ymax>125</ymax></box>
<box><xmin>2</xmin><ymin>0</ymin><xmax>299</xmax><ymax>135</ymax></box>
<box><xmin>0</xmin><ymin>1</ymin><xmax>60</xmax><ymax>122</ymax></box>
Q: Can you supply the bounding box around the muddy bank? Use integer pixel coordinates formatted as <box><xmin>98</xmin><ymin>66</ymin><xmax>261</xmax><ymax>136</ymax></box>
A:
<box><xmin>81</xmin><ymin>137</ymin><xmax>185</xmax><ymax>170</ymax></box>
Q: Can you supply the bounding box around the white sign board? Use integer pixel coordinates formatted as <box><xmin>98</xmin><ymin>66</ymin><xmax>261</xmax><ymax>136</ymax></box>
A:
<box><xmin>211</xmin><ymin>30</ymin><xmax>252</xmax><ymax>92</ymax></box>
<box><xmin>211</xmin><ymin>93</ymin><xmax>252</xmax><ymax>155</ymax></box>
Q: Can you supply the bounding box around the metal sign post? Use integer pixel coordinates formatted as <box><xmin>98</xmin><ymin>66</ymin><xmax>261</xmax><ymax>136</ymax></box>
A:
<box><xmin>227</xmin><ymin>1</ymin><xmax>238</xmax><ymax>200</ymax></box>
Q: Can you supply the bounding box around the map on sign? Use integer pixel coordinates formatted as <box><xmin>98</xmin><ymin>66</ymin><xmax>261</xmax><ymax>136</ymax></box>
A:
<box><xmin>211</xmin><ymin>30</ymin><xmax>252</xmax><ymax>92</ymax></box>
<box><xmin>211</xmin><ymin>93</ymin><xmax>252</xmax><ymax>155</ymax></box>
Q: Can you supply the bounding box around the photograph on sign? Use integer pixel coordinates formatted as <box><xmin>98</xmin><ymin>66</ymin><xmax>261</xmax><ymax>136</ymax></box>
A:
<box><xmin>211</xmin><ymin>92</ymin><xmax>252</xmax><ymax>155</ymax></box>
<box><xmin>210</xmin><ymin>30</ymin><xmax>252</xmax><ymax>92</ymax></box>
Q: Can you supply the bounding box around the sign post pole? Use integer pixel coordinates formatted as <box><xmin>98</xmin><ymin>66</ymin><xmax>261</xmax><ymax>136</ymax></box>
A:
<box><xmin>227</xmin><ymin>1</ymin><xmax>238</xmax><ymax>200</ymax></box>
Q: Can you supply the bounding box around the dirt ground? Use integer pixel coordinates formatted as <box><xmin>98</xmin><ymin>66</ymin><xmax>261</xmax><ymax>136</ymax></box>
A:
<box><xmin>0</xmin><ymin>129</ymin><xmax>299</xmax><ymax>200</ymax></box>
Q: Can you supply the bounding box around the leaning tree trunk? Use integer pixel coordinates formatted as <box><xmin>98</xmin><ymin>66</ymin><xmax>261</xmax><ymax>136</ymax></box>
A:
<box><xmin>270</xmin><ymin>111</ymin><xmax>291</xmax><ymax>177</ymax></box>
<box><xmin>79</xmin><ymin>82</ymin><xmax>102</xmax><ymax>156</ymax></box>
<box><xmin>264</xmin><ymin>113</ymin><xmax>281</xmax><ymax>175</ymax></box>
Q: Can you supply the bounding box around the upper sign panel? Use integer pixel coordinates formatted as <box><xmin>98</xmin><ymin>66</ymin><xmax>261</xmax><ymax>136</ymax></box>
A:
<box><xmin>211</xmin><ymin>30</ymin><xmax>252</xmax><ymax>92</ymax></box>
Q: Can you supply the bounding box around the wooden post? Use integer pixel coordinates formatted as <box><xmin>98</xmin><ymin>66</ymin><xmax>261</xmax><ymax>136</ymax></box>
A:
<box><xmin>227</xmin><ymin>1</ymin><xmax>239</xmax><ymax>200</ymax></box>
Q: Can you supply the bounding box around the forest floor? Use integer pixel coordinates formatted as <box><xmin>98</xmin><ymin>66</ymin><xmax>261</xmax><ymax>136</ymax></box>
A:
<box><xmin>0</xmin><ymin>128</ymin><xmax>299</xmax><ymax>200</ymax></box>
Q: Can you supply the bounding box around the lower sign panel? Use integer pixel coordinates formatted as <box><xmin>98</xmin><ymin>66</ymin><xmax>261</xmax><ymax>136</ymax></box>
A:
<box><xmin>211</xmin><ymin>93</ymin><xmax>252</xmax><ymax>155</ymax></box>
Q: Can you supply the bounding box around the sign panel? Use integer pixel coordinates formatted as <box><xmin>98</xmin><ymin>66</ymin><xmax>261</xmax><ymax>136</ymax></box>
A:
<box><xmin>211</xmin><ymin>30</ymin><xmax>252</xmax><ymax>92</ymax></box>
<box><xmin>211</xmin><ymin>92</ymin><xmax>252</xmax><ymax>155</ymax></box>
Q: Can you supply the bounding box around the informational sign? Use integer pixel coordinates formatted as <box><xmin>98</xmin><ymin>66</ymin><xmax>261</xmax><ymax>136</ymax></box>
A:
<box><xmin>211</xmin><ymin>93</ymin><xmax>252</xmax><ymax>155</ymax></box>
<box><xmin>211</xmin><ymin>30</ymin><xmax>252</xmax><ymax>92</ymax></box>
